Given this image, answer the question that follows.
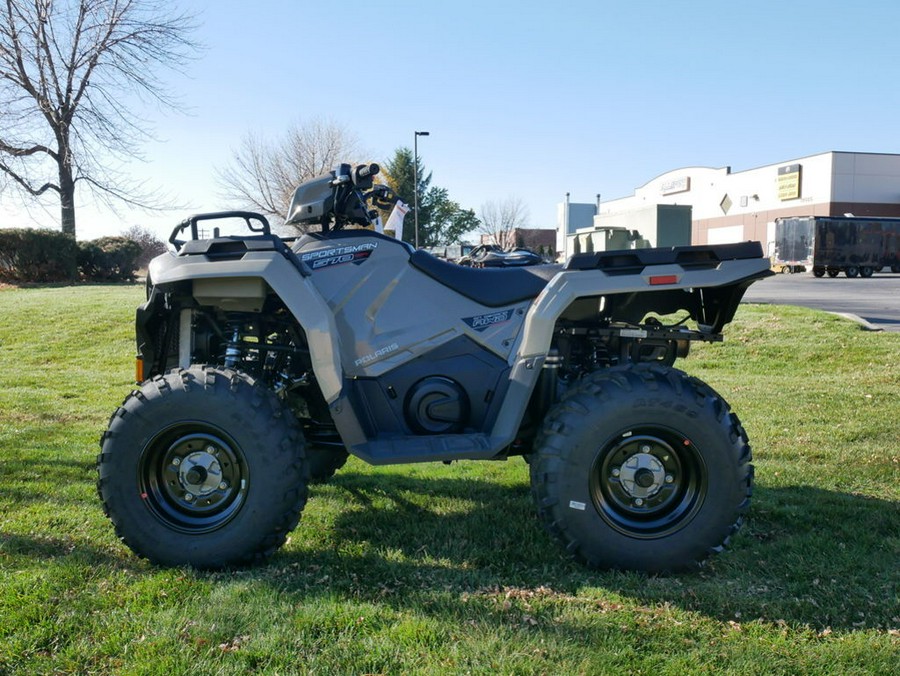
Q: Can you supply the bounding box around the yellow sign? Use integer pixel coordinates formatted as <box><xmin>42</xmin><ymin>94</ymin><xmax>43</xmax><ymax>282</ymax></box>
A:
<box><xmin>778</xmin><ymin>164</ymin><xmax>801</xmax><ymax>201</ymax></box>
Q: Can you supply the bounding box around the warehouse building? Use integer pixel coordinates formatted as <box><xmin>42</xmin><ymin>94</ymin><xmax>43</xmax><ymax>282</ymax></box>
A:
<box><xmin>558</xmin><ymin>151</ymin><xmax>900</xmax><ymax>257</ymax></box>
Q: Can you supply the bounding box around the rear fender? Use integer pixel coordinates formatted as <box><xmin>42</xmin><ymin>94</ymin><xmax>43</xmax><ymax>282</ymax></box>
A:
<box><xmin>490</xmin><ymin>252</ymin><xmax>772</xmax><ymax>443</ymax></box>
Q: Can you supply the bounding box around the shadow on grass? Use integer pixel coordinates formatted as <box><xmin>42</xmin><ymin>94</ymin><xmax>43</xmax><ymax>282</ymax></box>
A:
<box><xmin>0</xmin><ymin>530</ymin><xmax>141</xmax><ymax>571</ymax></box>
<box><xmin>0</xmin><ymin>456</ymin><xmax>97</xmax><ymax>506</ymax></box>
<box><xmin>2</xmin><ymin>469</ymin><xmax>895</xmax><ymax>635</ymax></box>
<box><xmin>265</xmin><ymin>471</ymin><xmax>899</xmax><ymax>632</ymax></box>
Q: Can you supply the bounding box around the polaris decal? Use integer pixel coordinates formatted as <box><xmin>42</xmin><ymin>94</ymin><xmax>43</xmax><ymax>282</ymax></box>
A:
<box><xmin>463</xmin><ymin>309</ymin><xmax>512</xmax><ymax>332</ymax></box>
<box><xmin>300</xmin><ymin>242</ymin><xmax>377</xmax><ymax>270</ymax></box>
<box><xmin>354</xmin><ymin>342</ymin><xmax>400</xmax><ymax>366</ymax></box>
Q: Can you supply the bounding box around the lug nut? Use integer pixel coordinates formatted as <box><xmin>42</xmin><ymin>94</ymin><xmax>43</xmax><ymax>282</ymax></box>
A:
<box><xmin>640</xmin><ymin>445</ymin><xmax>651</xmax><ymax>453</ymax></box>
<box><xmin>634</xmin><ymin>498</ymin><xmax>644</xmax><ymax>506</ymax></box>
<box><xmin>611</xmin><ymin>467</ymin><xmax>620</xmax><ymax>477</ymax></box>
<box><xmin>171</xmin><ymin>458</ymin><xmax>181</xmax><ymax>466</ymax></box>
<box><xmin>185</xmin><ymin>493</ymin><xmax>194</xmax><ymax>502</ymax></box>
<box><xmin>665</xmin><ymin>474</ymin><xmax>674</xmax><ymax>483</ymax></box>
<box><xmin>218</xmin><ymin>481</ymin><xmax>228</xmax><ymax>490</ymax></box>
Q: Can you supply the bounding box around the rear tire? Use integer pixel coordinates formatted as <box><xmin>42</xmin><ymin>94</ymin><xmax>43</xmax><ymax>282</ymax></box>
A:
<box><xmin>97</xmin><ymin>366</ymin><xmax>309</xmax><ymax>568</ymax></box>
<box><xmin>845</xmin><ymin>266</ymin><xmax>859</xmax><ymax>278</ymax></box>
<box><xmin>530</xmin><ymin>364</ymin><xmax>752</xmax><ymax>573</ymax></box>
<box><xmin>859</xmin><ymin>266</ymin><xmax>874</xmax><ymax>278</ymax></box>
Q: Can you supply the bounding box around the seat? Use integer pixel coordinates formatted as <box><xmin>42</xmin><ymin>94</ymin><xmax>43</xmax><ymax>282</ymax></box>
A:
<box><xmin>409</xmin><ymin>250</ymin><xmax>561</xmax><ymax>307</ymax></box>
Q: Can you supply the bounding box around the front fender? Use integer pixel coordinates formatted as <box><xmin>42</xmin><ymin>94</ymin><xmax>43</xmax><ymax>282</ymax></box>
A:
<box><xmin>146</xmin><ymin>251</ymin><xmax>344</xmax><ymax>404</ymax></box>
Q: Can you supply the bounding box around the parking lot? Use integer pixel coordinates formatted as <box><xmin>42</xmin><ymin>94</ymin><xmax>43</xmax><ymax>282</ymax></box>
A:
<box><xmin>741</xmin><ymin>270</ymin><xmax>900</xmax><ymax>331</ymax></box>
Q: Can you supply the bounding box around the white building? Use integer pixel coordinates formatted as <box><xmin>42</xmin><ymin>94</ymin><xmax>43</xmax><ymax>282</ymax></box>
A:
<box><xmin>558</xmin><ymin>151</ymin><xmax>900</xmax><ymax>257</ymax></box>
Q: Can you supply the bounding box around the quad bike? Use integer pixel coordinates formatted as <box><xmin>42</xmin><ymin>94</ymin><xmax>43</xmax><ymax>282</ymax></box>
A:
<box><xmin>457</xmin><ymin>243</ymin><xmax>544</xmax><ymax>267</ymax></box>
<box><xmin>98</xmin><ymin>162</ymin><xmax>772</xmax><ymax>572</ymax></box>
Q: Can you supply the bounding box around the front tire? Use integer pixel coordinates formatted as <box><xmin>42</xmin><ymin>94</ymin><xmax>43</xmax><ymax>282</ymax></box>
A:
<box><xmin>530</xmin><ymin>364</ymin><xmax>752</xmax><ymax>573</ymax></box>
<box><xmin>306</xmin><ymin>447</ymin><xmax>350</xmax><ymax>484</ymax></box>
<box><xmin>98</xmin><ymin>366</ymin><xmax>309</xmax><ymax>568</ymax></box>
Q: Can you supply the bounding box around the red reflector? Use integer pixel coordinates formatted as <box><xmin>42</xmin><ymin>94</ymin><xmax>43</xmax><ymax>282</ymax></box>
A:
<box><xmin>649</xmin><ymin>275</ymin><xmax>678</xmax><ymax>285</ymax></box>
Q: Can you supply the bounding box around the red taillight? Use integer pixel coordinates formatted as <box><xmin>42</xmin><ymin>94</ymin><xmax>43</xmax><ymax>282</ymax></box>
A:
<box><xmin>649</xmin><ymin>275</ymin><xmax>679</xmax><ymax>285</ymax></box>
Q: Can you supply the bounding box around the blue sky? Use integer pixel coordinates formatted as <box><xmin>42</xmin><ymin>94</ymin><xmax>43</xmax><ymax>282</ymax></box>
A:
<box><xmin>3</xmin><ymin>0</ymin><xmax>900</xmax><ymax>240</ymax></box>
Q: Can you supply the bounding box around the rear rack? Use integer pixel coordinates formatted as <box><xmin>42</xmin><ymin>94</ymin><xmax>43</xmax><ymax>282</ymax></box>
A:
<box><xmin>566</xmin><ymin>241</ymin><xmax>766</xmax><ymax>275</ymax></box>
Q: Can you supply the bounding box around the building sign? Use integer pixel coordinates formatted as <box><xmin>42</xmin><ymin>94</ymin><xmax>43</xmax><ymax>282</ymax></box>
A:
<box><xmin>660</xmin><ymin>176</ymin><xmax>691</xmax><ymax>195</ymax></box>
<box><xmin>777</xmin><ymin>164</ymin><xmax>802</xmax><ymax>201</ymax></box>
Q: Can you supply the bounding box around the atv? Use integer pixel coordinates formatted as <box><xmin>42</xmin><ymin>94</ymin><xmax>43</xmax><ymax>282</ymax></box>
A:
<box><xmin>457</xmin><ymin>243</ymin><xmax>544</xmax><ymax>267</ymax></box>
<box><xmin>98</xmin><ymin>162</ymin><xmax>771</xmax><ymax>572</ymax></box>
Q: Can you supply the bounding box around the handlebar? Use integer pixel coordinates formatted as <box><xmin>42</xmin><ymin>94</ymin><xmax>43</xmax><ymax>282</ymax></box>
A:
<box><xmin>356</xmin><ymin>163</ymin><xmax>379</xmax><ymax>180</ymax></box>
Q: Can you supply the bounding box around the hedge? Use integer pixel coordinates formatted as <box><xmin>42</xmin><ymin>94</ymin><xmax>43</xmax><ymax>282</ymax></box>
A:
<box><xmin>0</xmin><ymin>230</ymin><xmax>143</xmax><ymax>283</ymax></box>
<box><xmin>0</xmin><ymin>229</ymin><xmax>79</xmax><ymax>282</ymax></box>
<box><xmin>76</xmin><ymin>236</ymin><xmax>142</xmax><ymax>282</ymax></box>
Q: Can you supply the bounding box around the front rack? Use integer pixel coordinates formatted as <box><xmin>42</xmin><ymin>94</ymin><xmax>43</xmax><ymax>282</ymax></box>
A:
<box><xmin>169</xmin><ymin>211</ymin><xmax>271</xmax><ymax>251</ymax></box>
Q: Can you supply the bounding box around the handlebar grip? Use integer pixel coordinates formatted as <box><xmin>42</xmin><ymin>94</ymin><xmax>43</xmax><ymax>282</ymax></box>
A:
<box><xmin>358</xmin><ymin>163</ymin><xmax>379</xmax><ymax>178</ymax></box>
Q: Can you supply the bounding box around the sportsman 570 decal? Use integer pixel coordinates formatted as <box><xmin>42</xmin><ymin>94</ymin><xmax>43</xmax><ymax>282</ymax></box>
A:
<box><xmin>300</xmin><ymin>242</ymin><xmax>377</xmax><ymax>269</ymax></box>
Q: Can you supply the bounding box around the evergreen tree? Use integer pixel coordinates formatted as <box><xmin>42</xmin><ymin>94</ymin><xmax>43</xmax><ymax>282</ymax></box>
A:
<box><xmin>424</xmin><ymin>188</ymin><xmax>479</xmax><ymax>247</ymax></box>
<box><xmin>380</xmin><ymin>147</ymin><xmax>431</xmax><ymax>243</ymax></box>
<box><xmin>380</xmin><ymin>147</ymin><xmax>477</xmax><ymax>246</ymax></box>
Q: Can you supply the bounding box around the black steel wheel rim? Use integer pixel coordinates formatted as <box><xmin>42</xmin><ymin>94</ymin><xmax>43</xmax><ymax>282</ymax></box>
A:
<box><xmin>589</xmin><ymin>427</ymin><xmax>707</xmax><ymax>539</ymax></box>
<box><xmin>138</xmin><ymin>424</ymin><xmax>248</xmax><ymax>533</ymax></box>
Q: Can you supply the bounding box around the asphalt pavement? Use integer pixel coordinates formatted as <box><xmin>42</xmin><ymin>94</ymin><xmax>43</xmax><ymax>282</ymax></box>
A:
<box><xmin>741</xmin><ymin>270</ymin><xmax>900</xmax><ymax>331</ymax></box>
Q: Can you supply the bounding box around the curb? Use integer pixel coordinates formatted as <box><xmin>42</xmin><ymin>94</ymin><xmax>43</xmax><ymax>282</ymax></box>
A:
<box><xmin>828</xmin><ymin>312</ymin><xmax>883</xmax><ymax>331</ymax></box>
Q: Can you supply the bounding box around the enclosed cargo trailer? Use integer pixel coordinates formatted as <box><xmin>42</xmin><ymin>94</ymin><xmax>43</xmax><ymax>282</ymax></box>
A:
<box><xmin>774</xmin><ymin>216</ymin><xmax>900</xmax><ymax>277</ymax></box>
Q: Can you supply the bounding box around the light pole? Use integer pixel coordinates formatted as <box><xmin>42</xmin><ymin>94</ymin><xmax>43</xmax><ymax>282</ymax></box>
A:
<box><xmin>414</xmin><ymin>130</ymin><xmax>429</xmax><ymax>248</ymax></box>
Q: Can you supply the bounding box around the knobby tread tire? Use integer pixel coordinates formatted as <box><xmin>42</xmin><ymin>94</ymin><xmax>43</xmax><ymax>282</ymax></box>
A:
<box><xmin>97</xmin><ymin>365</ymin><xmax>309</xmax><ymax>569</ymax></box>
<box><xmin>529</xmin><ymin>363</ymin><xmax>753</xmax><ymax>573</ymax></box>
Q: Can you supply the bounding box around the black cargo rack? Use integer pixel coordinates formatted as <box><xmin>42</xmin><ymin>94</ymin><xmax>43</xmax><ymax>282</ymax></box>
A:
<box><xmin>566</xmin><ymin>241</ymin><xmax>765</xmax><ymax>274</ymax></box>
<box><xmin>169</xmin><ymin>211</ymin><xmax>271</xmax><ymax>251</ymax></box>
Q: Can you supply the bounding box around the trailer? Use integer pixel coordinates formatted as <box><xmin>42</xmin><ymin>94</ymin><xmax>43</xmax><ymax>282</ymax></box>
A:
<box><xmin>774</xmin><ymin>216</ymin><xmax>900</xmax><ymax>278</ymax></box>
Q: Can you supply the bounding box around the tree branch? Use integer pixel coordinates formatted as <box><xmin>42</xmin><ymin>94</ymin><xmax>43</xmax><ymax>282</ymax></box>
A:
<box><xmin>0</xmin><ymin>156</ymin><xmax>58</xmax><ymax>195</ymax></box>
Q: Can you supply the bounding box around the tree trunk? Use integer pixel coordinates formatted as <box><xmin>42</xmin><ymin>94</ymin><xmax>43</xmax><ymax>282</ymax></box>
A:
<box><xmin>59</xmin><ymin>164</ymin><xmax>76</xmax><ymax>237</ymax></box>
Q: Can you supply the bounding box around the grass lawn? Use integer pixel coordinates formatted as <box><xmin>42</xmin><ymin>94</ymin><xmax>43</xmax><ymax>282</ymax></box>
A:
<box><xmin>0</xmin><ymin>284</ymin><xmax>897</xmax><ymax>675</ymax></box>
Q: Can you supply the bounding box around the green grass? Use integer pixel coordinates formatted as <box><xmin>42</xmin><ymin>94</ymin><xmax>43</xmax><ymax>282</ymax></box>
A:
<box><xmin>0</xmin><ymin>284</ymin><xmax>898</xmax><ymax>675</ymax></box>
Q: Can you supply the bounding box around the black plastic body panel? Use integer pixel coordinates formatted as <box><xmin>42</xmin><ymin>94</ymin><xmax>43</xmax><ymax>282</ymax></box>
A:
<box><xmin>344</xmin><ymin>335</ymin><xmax>511</xmax><ymax>442</ymax></box>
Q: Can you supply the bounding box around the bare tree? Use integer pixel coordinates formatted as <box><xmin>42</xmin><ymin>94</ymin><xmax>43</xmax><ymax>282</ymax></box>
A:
<box><xmin>120</xmin><ymin>223</ymin><xmax>165</xmax><ymax>268</ymax></box>
<box><xmin>217</xmin><ymin>118</ymin><xmax>365</xmax><ymax>228</ymax></box>
<box><xmin>0</xmin><ymin>0</ymin><xmax>198</xmax><ymax>237</ymax></box>
<box><xmin>479</xmin><ymin>196</ymin><xmax>529</xmax><ymax>249</ymax></box>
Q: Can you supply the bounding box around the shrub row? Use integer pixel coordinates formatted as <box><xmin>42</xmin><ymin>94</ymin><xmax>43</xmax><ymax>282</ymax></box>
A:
<box><xmin>77</xmin><ymin>237</ymin><xmax>143</xmax><ymax>282</ymax></box>
<box><xmin>0</xmin><ymin>229</ymin><xmax>145</xmax><ymax>283</ymax></box>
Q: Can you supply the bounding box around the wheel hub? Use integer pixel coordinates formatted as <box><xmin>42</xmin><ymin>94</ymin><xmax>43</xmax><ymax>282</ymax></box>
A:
<box><xmin>618</xmin><ymin>452</ymin><xmax>665</xmax><ymax>499</ymax></box>
<box><xmin>178</xmin><ymin>450</ymin><xmax>223</xmax><ymax>496</ymax></box>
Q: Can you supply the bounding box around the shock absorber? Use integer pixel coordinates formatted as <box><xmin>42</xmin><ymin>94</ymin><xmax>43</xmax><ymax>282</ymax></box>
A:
<box><xmin>223</xmin><ymin>318</ymin><xmax>243</xmax><ymax>369</ymax></box>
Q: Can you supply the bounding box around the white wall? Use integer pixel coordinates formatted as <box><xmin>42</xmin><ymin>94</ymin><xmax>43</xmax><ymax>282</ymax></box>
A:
<box><xmin>832</xmin><ymin>153</ymin><xmax>900</xmax><ymax>203</ymax></box>
<box><xmin>706</xmin><ymin>225</ymin><xmax>744</xmax><ymax>244</ymax></box>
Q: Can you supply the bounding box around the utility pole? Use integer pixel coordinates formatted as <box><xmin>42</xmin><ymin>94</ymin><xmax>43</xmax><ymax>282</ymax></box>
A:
<box><xmin>414</xmin><ymin>131</ymin><xmax>430</xmax><ymax>248</ymax></box>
